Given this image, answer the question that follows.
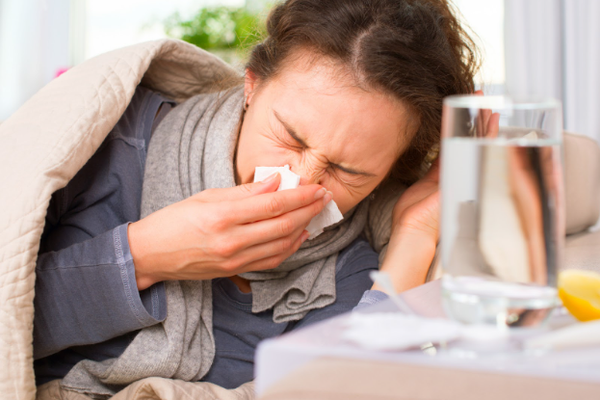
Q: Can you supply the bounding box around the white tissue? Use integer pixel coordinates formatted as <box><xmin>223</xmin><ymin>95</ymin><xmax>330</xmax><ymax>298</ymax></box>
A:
<box><xmin>305</xmin><ymin>200</ymin><xmax>344</xmax><ymax>239</ymax></box>
<box><xmin>254</xmin><ymin>165</ymin><xmax>301</xmax><ymax>191</ymax></box>
<box><xmin>253</xmin><ymin>165</ymin><xmax>343</xmax><ymax>240</ymax></box>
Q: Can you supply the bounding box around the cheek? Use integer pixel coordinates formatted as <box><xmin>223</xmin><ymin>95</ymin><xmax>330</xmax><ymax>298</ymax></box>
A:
<box><xmin>323</xmin><ymin>181</ymin><xmax>365</xmax><ymax>215</ymax></box>
<box><xmin>314</xmin><ymin>175</ymin><xmax>361</xmax><ymax>215</ymax></box>
<box><xmin>320</xmin><ymin>173</ymin><xmax>384</xmax><ymax>215</ymax></box>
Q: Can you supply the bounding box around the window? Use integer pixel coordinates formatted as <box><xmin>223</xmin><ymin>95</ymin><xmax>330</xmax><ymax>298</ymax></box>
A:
<box><xmin>454</xmin><ymin>0</ymin><xmax>505</xmax><ymax>94</ymax></box>
<box><xmin>86</xmin><ymin>0</ymin><xmax>245</xmax><ymax>59</ymax></box>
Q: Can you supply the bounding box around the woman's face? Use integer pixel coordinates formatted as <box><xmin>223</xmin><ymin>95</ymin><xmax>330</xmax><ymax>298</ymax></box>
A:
<box><xmin>236</xmin><ymin>52</ymin><xmax>413</xmax><ymax>214</ymax></box>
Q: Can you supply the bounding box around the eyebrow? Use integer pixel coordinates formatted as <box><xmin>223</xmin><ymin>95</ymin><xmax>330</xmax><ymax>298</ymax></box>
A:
<box><xmin>274</xmin><ymin>110</ymin><xmax>309</xmax><ymax>148</ymax></box>
<box><xmin>273</xmin><ymin>109</ymin><xmax>377</xmax><ymax>178</ymax></box>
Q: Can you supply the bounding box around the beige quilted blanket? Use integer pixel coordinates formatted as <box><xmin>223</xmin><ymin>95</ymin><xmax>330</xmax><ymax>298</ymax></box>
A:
<box><xmin>0</xmin><ymin>39</ymin><xmax>247</xmax><ymax>400</ymax></box>
<box><xmin>1</xmin><ymin>37</ymin><xmax>599</xmax><ymax>400</ymax></box>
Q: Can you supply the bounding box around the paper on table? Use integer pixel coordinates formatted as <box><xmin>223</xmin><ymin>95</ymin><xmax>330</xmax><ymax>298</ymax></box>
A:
<box><xmin>342</xmin><ymin>313</ymin><xmax>462</xmax><ymax>351</ymax></box>
<box><xmin>342</xmin><ymin>312</ymin><xmax>507</xmax><ymax>351</ymax></box>
<box><xmin>254</xmin><ymin>165</ymin><xmax>343</xmax><ymax>239</ymax></box>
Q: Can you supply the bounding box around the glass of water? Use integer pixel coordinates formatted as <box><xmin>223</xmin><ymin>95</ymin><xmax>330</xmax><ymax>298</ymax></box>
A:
<box><xmin>440</xmin><ymin>96</ymin><xmax>564</xmax><ymax>328</ymax></box>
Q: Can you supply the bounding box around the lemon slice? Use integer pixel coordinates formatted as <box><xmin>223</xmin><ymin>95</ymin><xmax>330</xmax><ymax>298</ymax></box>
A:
<box><xmin>558</xmin><ymin>269</ymin><xmax>600</xmax><ymax>321</ymax></box>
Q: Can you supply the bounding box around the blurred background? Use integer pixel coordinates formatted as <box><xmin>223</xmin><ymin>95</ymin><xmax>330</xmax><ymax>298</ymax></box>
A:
<box><xmin>0</xmin><ymin>0</ymin><xmax>597</xmax><ymax>142</ymax></box>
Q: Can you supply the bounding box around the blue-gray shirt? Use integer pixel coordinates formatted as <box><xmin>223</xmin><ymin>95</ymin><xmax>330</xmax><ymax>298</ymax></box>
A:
<box><xmin>33</xmin><ymin>87</ymin><xmax>384</xmax><ymax>389</ymax></box>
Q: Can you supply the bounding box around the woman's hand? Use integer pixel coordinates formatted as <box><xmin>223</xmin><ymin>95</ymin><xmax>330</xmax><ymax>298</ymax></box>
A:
<box><xmin>388</xmin><ymin>89</ymin><xmax>498</xmax><ymax>241</ymax></box>
<box><xmin>128</xmin><ymin>173</ymin><xmax>331</xmax><ymax>290</ymax></box>
<box><xmin>374</xmin><ymin>160</ymin><xmax>440</xmax><ymax>293</ymax></box>
<box><xmin>376</xmin><ymin>90</ymin><xmax>500</xmax><ymax>293</ymax></box>
<box><xmin>391</xmin><ymin>160</ymin><xmax>440</xmax><ymax>241</ymax></box>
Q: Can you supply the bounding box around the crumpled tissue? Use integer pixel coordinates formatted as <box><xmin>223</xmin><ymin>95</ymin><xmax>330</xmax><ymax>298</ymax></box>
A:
<box><xmin>254</xmin><ymin>165</ymin><xmax>343</xmax><ymax>239</ymax></box>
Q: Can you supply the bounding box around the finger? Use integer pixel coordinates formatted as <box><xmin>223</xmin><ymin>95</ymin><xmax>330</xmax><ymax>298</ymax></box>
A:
<box><xmin>236</xmin><ymin>195</ymin><xmax>327</xmax><ymax>247</ymax></box>
<box><xmin>422</xmin><ymin>158</ymin><xmax>440</xmax><ymax>181</ymax></box>
<box><xmin>473</xmin><ymin>91</ymin><xmax>494</xmax><ymax>138</ymax></box>
<box><xmin>231</xmin><ymin>184</ymin><xmax>328</xmax><ymax>224</ymax></box>
<box><xmin>486</xmin><ymin>112</ymin><xmax>500</xmax><ymax>138</ymax></box>
<box><xmin>196</xmin><ymin>172</ymin><xmax>282</xmax><ymax>202</ymax></box>
<box><xmin>477</xmin><ymin>109</ymin><xmax>492</xmax><ymax>137</ymax></box>
<box><xmin>476</xmin><ymin>110</ymin><xmax>484</xmax><ymax>137</ymax></box>
<box><xmin>483</xmin><ymin>109</ymin><xmax>492</xmax><ymax>133</ymax></box>
<box><xmin>236</xmin><ymin>230</ymin><xmax>310</xmax><ymax>273</ymax></box>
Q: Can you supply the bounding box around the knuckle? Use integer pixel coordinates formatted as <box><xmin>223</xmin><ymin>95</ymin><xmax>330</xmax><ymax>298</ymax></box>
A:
<box><xmin>208</xmin><ymin>212</ymin><xmax>232</xmax><ymax>232</ymax></box>
<box><xmin>222</xmin><ymin>258</ymin><xmax>241</xmax><ymax>273</ymax></box>
<box><xmin>266</xmin><ymin>197</ymin><xmax>285</xmax><ymax>215</ymax></box>
<box><xmin>266</xmin><ymin>257</ymin><xmax>283</xmax><ymax>270</ymax></box>
<box><xmin>278</xmin><ymin>218</ymin><xmax>295</xmax><ymax>236</ymax></box>
<box><xmin>210</xmin><ymin>218</ymin><xmax>227</xmax><ymax>233</ymax></box>
<box><xmin>279</xmin><ymin>237</ymin><xmax>293</xmax><ymax>253</ymax></box>
<box><xmin>216</xmin><ymin>242</ymin><xmax>237</xmax><ymax>258</ymax></box>
<box><xmin>238</xmin><ymin>183</ymin><xmax>253</xmax><ymax>195</ymax></box>
<box><xmin>220</xmin><ymin>213</ymin><xmax>235</xmax><ymax>227</ymax></box>
<box><xmin>198</xmin><ymin>188</ymin><xmax>217</xmax><ymax>201</ymax></box>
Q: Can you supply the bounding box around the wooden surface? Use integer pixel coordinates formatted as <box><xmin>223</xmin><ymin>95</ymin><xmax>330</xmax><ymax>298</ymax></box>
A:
<box><xmin>259</xmin><ymin>356</ymin><xmax>600</xmax><ymax>400</ymax></box>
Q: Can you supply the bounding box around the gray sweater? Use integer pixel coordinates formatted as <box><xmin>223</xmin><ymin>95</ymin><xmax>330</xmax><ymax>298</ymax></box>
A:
<box><xmin>33</xmin><ymin>87</ymin><xmax>386</xmax><ymax>389</ymax></box>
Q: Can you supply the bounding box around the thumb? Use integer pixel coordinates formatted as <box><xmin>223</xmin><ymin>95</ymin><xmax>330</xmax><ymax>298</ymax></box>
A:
<box><xmin>197</xmin><ymin>172</ymin><xmax>281</xmax><ymax>202</ymax></box>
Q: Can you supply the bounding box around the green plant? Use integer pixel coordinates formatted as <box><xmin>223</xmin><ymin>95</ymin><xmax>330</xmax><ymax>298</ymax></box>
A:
<box><xmin>164</xmin><ymin>6</ymin><xmax>267</xmax><ymax>63</ymax></box>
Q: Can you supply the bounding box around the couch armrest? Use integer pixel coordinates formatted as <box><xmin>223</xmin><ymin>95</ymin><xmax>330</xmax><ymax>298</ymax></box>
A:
<box><xmin>564</xmin><ymin>132</ymin><xmax>600</xmax><ymax>234</ymax></box>
<box><xmin>564</xmin><ymin>229</ymin><xmax>600</xmax><ymax>272</ymax></box>
<box><xmin>425</xmin><ymin>132</ymin><xmax>600</xmax><ymax>282</ymax></box>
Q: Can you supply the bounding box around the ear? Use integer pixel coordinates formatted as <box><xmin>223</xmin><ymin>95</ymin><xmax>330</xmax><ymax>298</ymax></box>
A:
<box><xmin>244</xmin><ymin>69</ymin><xmax>258</xmax><ymax>106</ymax></box>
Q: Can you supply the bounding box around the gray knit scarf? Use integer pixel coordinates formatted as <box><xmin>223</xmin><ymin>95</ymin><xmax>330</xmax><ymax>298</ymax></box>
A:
<box><xmin>61</xmin><ymin>86</ymin><xmax>369</xmax><ymax>398</ymax></box>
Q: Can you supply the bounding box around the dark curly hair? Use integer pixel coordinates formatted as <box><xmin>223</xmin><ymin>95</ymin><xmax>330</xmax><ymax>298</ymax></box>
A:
<box><xmin>246</xmin><ymin>0</ymin><xmax>480</xmax><ymax>184</ymax></box>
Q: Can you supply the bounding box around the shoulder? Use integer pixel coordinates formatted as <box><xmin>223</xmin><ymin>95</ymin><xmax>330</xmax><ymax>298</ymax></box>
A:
<box><xmin>106</xmin><ymin>86</ymin><xmax>174</xmax><ymax>147</ymax></box>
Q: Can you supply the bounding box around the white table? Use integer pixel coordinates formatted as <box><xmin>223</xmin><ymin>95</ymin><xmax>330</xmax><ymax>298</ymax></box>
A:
<box><xmin>255</xmin><ymin>281</ymin><xmax>600</xmax><ymax>398</ymax></box>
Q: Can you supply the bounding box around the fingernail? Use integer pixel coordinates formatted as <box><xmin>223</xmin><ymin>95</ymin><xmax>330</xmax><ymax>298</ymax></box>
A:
<box><xmin>314</xmin><ymin>187</ymin><xmax>327</xmax><ymax>200</ymax></box>
<box><xmin>261</xmin><ymin>172</ymin><xmax>279</xmax><ymax>183</ymax></box>
<box><xmin>301</xmin><ymin>230</ymin><xmax>310</xmax><ymax>243</ymax></box>
<box><xmin>323</xmin><ymin>191</ymin><xmax>332</xmax><ymax>205</ymax></box>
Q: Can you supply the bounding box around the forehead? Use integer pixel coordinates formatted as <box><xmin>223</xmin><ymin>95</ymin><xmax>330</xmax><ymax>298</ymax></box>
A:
<box><xmin>263</xmin><ymin>53</ymin><xmax>414</xmax><ymax>172</ymax></box>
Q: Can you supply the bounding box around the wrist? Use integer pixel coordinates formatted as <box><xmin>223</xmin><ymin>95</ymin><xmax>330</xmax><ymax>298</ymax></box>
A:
<box><xmin>392</xmin><ymin>216</ymin><xmax>438</xmax><ymax>244</ymax></box>
<box><xmin>128</xmin><ymin>221</ymin><xmax>160</xmax><ymax>290</ymax></box>
<box><xmin>376</xmin><ymin>227</ymin><xmax>437</xmax><ymax>293</ymax></box>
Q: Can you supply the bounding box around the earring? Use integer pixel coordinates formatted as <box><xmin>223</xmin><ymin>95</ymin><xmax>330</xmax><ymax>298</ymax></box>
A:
<box><xmin>243</xmin><ymin>94</ymin><xmax>249</xmax><ymax>111</ymax></box>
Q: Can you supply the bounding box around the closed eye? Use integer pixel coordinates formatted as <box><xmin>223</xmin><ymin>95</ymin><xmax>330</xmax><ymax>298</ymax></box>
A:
<box><xmin>275</xmin><ymin>126</ymin><xmax>304</xmax><ymax>150</ymax></box>
<box><xmin>272</xmin><ymin>109</ymin><xmax>377</xmax><ymax>181</ymax></box>
<box><xmin>331</xmin><ymin>163</ymin><xmax>376</xmax><ymax>178</ymax></box>
<box><xmin>329</xmin><ymin>165</ymin><xmax>370</xmax><ymax>188</ymax></box>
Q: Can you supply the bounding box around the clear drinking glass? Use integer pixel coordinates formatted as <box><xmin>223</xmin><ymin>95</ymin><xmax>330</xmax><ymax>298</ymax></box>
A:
<box><xmin>440</xmin><ymin>96</ymin><xmax>564</xmax><ymax>328</ymax></box>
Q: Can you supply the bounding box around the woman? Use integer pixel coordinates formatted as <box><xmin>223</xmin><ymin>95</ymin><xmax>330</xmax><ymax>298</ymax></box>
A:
<box><xmin>34</xmin><ymin>0</ymin><xmax>479</xmax><ymax>396</ymax></box>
